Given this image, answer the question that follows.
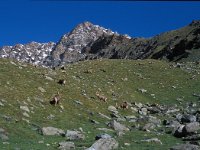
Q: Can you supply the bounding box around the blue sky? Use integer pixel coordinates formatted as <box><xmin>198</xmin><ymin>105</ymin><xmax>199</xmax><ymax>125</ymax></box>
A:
<box><xmin>0</xmin><ymin>1</ymin><xmax>200</xmax><ymax>46</ymax></box>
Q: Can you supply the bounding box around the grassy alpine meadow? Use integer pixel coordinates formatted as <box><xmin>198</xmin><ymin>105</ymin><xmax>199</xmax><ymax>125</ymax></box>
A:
<box><xmin>0</xmin><ymin>58</ymin><xmax>200</xmax><ymax>149</ymax></box>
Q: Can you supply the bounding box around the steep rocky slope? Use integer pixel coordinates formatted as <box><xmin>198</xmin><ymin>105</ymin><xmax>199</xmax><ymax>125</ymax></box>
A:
<box><xmin>0</xmin><ymin>42</ymin><xmax>55</xmax><ymax>66</ymax></box>
<box><xmin>0</xmin><ymin>20</ymin><xmax>200</xmax><ymax>67</ymax></box>
<box><xmin>83</xmin><ymin>20</ymin><xmax>200</xmax><ymax>62</ymax></box>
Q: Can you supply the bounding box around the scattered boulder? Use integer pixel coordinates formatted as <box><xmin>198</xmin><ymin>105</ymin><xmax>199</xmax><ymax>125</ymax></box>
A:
<box><xmin>147</xmin><ymin>106</ymin><xmax>161</xmax><ymax>114</ymax></box>
<box><xmin>108</xmin><ymin>106</ymin><xmax>118</xmax><ymax>113</ymax></box>
<box><xmin>95</xmin><ymin>133</ymin><xmax>112</xmax><ymax>140</ymax></box>
<box><xmin>90</xmin><ymin>119</ymin><xmax>100</xmax><ymax>124</ymax></box>
<box><xmin>183</xmin><ymin>134</ymin><xmax>200</xmax><ymax>141</ymax></box>
<box><xmin>183</xmin><ymin>122</ymin><xmax>200</xmax><ymax>134</ymax></box>
<box><xmin>148</xmin><ymin>116</ymin><xmax>161</xmax><ymax>126</ymax></box>
<box><xmin>98</xmin><ymin>112</ymin><xmax>111</xmax><ymax>120</ymax></box>
<box><xmin>74</xmin><ymin>100</ymin><xmax>83</xmax><ymax>105</ymax></box>
<box><xmin>20</xmin><ymin>106</ymin><xmax>30</xmax><ymax>113</ymax></box>
<box><xmin>0</xmin><ymin>101</ymin><xmax>4</xmax><ymax>106</ymax></box>
<box><xmin>65</xmin><ymin>130</ymin><xmax>85</xmax><ymax>140</ymax></box>
<box><xmin>141</xmin><ymin>138</ymin><xmax>162</xmax><ymax>144</ymax></box>
<box><xmin>173</xmin><ymin>122</ymin><xmax>200</xmax><ymax>138</ymax></box>
<box><xmin>138</xmin><ymin>88</ymin><xmax>147</xmax><ymax>93</ymax></box>
<box><xmin>108</xmin><ymin>120</ymin><xmax>129</xmax><ymax>132</ymax></box>
<box><xmin>164</xmin><ymin>120</ymin><xmax>181</xmax><ymax>128</ymax></box>
<box><xmin>138</xmin><ymin>107</ymin><xmax>148</xmax><ymax>116</ymax></box>
<box><xmin>134</xmin><ymin>102</ymin><xmax>143</xmax><ymax>108</ymax></box>
<box><xmin>41</xmin><ymin>127</ymin><xmax>65</xmax><ymax>136</ymax></box>
<box><xmin>38</xmin><ymin>87</ymin><xmax>46</xmax><ymax>93</ymax></box>
<box><xmin>22</xmin><ymin>112</ymin><xmax>30</xmax><ymax>118</ymax></box>
<box><xmin>58</xmin><ymin>141</ymin><xmax>75</xmax><ymax>150</ymax></box>
<box><xmin>0</xmin><ymin>128</ymin><xmax>9</xmax><ymax>141</ymax></box>
<box><xmin>170</xmin><ymin>143</ymin><xmax>200</xmax><ymax>150</ymax></box>
<box><xmin>86</xmin><ymin>138</ymin><xmax>118</xmax><ymax>150</ymax></box>
<box><xmin>45</xmin><ymin>76</ymin><xmax>54</xmax><ymax>81</ymax></box>
<box><xmin>142</xmin><ymin>123</ymin><xmax>156</xmax><ymax>132</ymax></box>
<box><xmin>173</xmin><ymin>125</ymin><xmax>186</xmax><ymax>138</ymax></box>
<box><xmin>176</xmin><ymin>114</ymin><xmax>196</xmax><ymax>123</ymax></box>
<box><xmin>125</xmin><ymin>115</ymin><xmax>137</xmax><ymax>122</ymax></box>
<box><xmin>97</xmin><ymin>128</ymin><xmax>114</xmax><ymax>132</ymax></box>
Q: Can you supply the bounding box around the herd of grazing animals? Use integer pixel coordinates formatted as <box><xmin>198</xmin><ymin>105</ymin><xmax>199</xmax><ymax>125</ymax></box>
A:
<box><xmin>49</xmin><ymin>67</ymin><xmax>129</xmax><ymax>109</ymax></box>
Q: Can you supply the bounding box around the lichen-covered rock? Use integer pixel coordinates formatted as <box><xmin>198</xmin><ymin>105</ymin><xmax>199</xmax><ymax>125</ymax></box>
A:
<box><xmin>41</xmin><ymin>127</ymin><xmax>65</xmax><ymax>136</ymax></box>
<box><xmin>65</xmin><ymin>130</ymin><xmax>85</xmax><ymax>140</ymax></box>
<box><xmin>58</xmin><ymin>141</ymin><xmax>75</xmax><ymax>150</ymax></box>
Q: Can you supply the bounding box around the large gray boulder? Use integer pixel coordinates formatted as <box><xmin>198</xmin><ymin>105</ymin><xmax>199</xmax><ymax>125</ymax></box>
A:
<box><xmin>41</xmin><ymin>127</ymin><xmax>65</xmax><ymax>136</ymax></box>
<box><xmin>86</xmin><ymin>138</ymin><xmax>118</xmax><ymax>150</ymax></box>
<box><xmin>183</xmin><ymin>122</ymin><xmax>200</xmax><ymax>133</ymax></box>
<box><xmin>173</xmin><ymin>122</ymin><xmax>200</xmax><ymax>138</ymax></box>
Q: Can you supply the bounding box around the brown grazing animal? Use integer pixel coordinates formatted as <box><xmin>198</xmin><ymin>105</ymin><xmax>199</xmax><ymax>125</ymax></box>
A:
<box><xmin>120</xmin><ymin>101</ymin><xmax>129</xmax><ymax>109</ymax></box>
<box><xmin>50</xmin><ymin>92</ymin><xmax>61</xmax><ymax>106</ymax></box>
<box><xmin>96</xmin><ymin>92</ymin><xmax>107</xmax><ymax>102</ymax></box>
<box><xmin>116</xmin><ymin>101</ymin><xmax>129</xmax><ymax>109</ymax></box>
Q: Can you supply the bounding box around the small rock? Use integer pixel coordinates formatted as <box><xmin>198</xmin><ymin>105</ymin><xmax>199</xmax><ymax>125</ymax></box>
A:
<box><xmin>183</xmin><ymin>122</ymin><xmax>200</xmax><ymax>133</ymax></box>
<box><xmin>20</xmin><ymin>106</ymin><xmax>30</xmax><ymax>113</ymax></box>
<box><xmin>183</xmin><ymin>134</ymin><xmax>200</xmax><ymax>141</ymax></box>
<box><xmin>74</xmin><ymin>100</ymin><xmax>83</xmax><ymax>105</ymax></box>
<box><xmin>86</xmin><ymin>138</ymin><xmax>118</xmax><ymax>150</ymax></box>
<box><xmin>134</xmin><ymin>102</ymin><xmax>143</xmax><ymax>108</ymax></box>
<box><xmin>142</xmin><ymin>123</ymin><xmax>156</xmax><ymax>132</ymax></box>
<box><xmin>0</xmin><ymin>133</ymin><xmax>9</xmax><ymax>141</ymax></box>
<box><xmin>148</xmin><ymin>116</ymin><xmax>161</xmax><ymax>126</ymax></box>
<box><xmin>65</xmin><ymin>130</ymin><xmax>85</xmax><ymax>140</ymax></box>
<box><xmin>98</xmin><ymin>112</ymin><xmax>111</xmax><ymax>120</ymax></box>
<box><xmin>108</xmin><ymin>120</ymin><xmax>129</xmax><ymax>132</ymax></box>
<box><xmin>173</xmin><ymin>125</ymin><xmax>185</xmax><ymax>138</ymax></box>
<box><xmin>124</xmin><ymin>143</ymin><xmax>130</xmax><ymax>146</ymax></box>
<box><xmin>58</xmin><ymin>141</ymin><xmax>75</xmax><ymax>150</ymax></box>
<box><xmin>176</xmin><ymin>114</ymin><xmax>196</xmax><ymax>123</ymax></box>
<box><xmin>138</xmin><ymin>88</ymin><xmax>147</xmax><ymax>93</ymax></box>
<box><xmin>45</xmin><ymin>76</ymin><xmax>54</xmax><ymax>81</ymax></box>
<box><xmin>141</xmin><ymin>138</ymin><xmax>162</xmax><ymax>144</ymax></box>
<box><xmin>0</xmin><ymin>101</ymin><xmax>4</xmax><ymax>106</ymax></box>
<box><xmin>90</xmin><ymin>119</ymin><xmax>100</xmax><ymax>124</ymax></box>
<box><xmin>95</xmin><ymin>133</ymin><xmax>112</xmax><ymax>140</ymax></box>
<box><xmin>22</xmin><ymin>112</ymin><xmax>30</xmax><ymax>118</ymax></box>
<box><xmin>108</xmin><ymin>106</ymin><xmax>118</xmax><ymax>113</ymax></box>
<box><xmin>38</xmin><ymin>87</ymin><xmax>46</xmax><ymax>93</ymax></box>
<box><xmin>166</xmin><ymin>108</ymin><xmax>180</xmax><ymax>114</ymax></box>
<box><xmin>47</xmin><ymin>114</ymin><xmax>55</xmax><ymax>120</ymax></box>
<box><xmin>125</xmin><ymin>115</ymin><xmax>137</xmax><ymax>120</ymax></box>
<box><xmin>41</xmin><ymin>127</ymin><xmax>65</xmax><ymax>136</ymax></box>
<box><xmin>138</xmin><ymin>107</ymin><xmax>148</xmax><ymax>115</ymax></box>
<box><xmin>97</xmin><ymin>128</ymin><xmax>114</xmax><ymax>132</ymax></box>
<box><xmin>38</xmin><ymin>140</ymin><xmax>44</xmax><ymax>144</ymax></box>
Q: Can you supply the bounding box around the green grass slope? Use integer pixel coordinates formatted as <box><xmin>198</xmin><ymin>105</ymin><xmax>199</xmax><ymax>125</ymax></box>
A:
<box><xmin>0</xmin><ymin>58</ymin><xmax>200</xmax><ymax>149</ymax></box>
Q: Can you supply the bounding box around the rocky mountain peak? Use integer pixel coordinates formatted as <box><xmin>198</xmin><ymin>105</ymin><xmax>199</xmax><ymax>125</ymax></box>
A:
<box><xmin>0</xmin><ymin>42</ymin><xmax>55</xmax><ymax>66</ymax></box>
<box><xmin>50</xmin><ymin>21</ymin><xmax>118</xmax><ymax>64</ymax></box>
<box><xmin>189</xmin><ymin>20</ymin><xmax>200</xmax><ymax>27</ymax></box>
